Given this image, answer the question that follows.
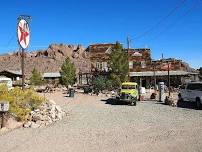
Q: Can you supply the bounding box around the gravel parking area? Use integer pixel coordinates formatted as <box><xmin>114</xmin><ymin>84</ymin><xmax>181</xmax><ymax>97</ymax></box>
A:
<box><xmin>0</xmin><ymin>92</ymin><xmax>202</xmax><ymax>152</ymax></box>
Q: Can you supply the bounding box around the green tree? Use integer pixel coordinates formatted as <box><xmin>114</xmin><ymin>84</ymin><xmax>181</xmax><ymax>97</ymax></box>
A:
<box><xmin>60</xmin><ymin>57</ymin><xmax>76</xmax><ymax>88</ymax></box>
<box><xmin>30</xmin><ymin>68</ymin><xmax>43</xmax><ymax>86</ymax></box>
<box><xmin>109</xmin><ymin>42</ymin><xmax>129</xmax><ymax>88</ymax></box>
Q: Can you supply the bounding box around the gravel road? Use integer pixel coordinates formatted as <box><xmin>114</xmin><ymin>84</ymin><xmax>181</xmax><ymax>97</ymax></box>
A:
<box><xmin>0</xmin><ymin>92</ymin><xmax>202</xmax><ymax>152</ymax></box>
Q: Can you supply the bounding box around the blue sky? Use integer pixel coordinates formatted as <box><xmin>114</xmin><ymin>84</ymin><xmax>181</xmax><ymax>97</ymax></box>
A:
<box><xmin>0</xmin><ymin>0</ymin><xmax>201</xmax><ymax>68</ymax></box>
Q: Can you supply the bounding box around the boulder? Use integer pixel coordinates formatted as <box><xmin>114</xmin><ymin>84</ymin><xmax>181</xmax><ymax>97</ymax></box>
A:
<box><xmin>31</xmin><ymin>123</ymin><xmax>40</xmax><ymax>128</ymax></box>
<box><xmin>49</xmin><ymin>100</ymin><xmax>56</xmax><ymax>105</ymax></box>
<box><xmin>55</xmin><ymin>105</ymin><xmax>62</xmax><ymax>113</ymax></box>
<box><xmin>23</xmin><ymin>121</ymin><xmax>32</xmax><ymax>128</ymax></box>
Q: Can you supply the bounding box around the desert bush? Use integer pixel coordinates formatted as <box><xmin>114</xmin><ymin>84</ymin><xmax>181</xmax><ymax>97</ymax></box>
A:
<box><xmin>93</xmin><ymin>76</ymin><xmax>114</xmax><ymax>92</ymax></box>
<box><xmin>0</xmin><ymin>87</ymin><xmax>45</xmax><ymax>121</ymax></box>
<box><xmin>0</xmin><ymin>84</ymin><xmax>8</xmax><ymax>94</ymax></box>
<box><xmin>93</xmin><ymin>76</ymin><xmax>106</xmax><ymax>92</ymax></box>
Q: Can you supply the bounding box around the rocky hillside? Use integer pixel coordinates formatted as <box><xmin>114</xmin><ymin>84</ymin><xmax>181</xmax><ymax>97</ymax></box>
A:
<box><xmin>0</xmin><ymin>44</ymin><xmax>91</xmax><ymax>75</ymax></box>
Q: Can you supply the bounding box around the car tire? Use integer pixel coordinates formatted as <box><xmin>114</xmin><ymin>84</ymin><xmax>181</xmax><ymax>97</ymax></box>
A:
<box><xmin>177</xmin><ymin>94</ymin><xmax>184</xmax><ymax>107</ymax></box>
<box><xmin>196</xmin><ymin>98</ymin><xmax>201</xmax><ymax>110</ymax></box>
<box><xmin>130</xmin><ymin>100</ymin><xmax>136</xmax><ymax>106</ymax></box>
<box><xmin>178</xmin><ymin>93</ymin><xmax>184</xmax><ymax>102</ymax></box>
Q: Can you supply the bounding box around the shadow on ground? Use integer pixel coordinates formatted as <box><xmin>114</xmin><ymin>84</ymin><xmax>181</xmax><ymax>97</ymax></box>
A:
<box><xmin>101</xmin><ymin>98</ymin><xmax>129</xmax><ymax>106</ymax></box>
<box><xmin>177</xmin><ymin>101</ymin><xmax>198</xmax><ymax>110</ymax></box>
<box><xmin>156</xmin><ymin>101</ymin><xmax>198</xmax><ymax>110</ymax></box>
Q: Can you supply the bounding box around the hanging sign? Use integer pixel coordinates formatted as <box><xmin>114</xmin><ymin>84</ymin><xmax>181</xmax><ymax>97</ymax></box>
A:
<box><xmin>17</xmin><ymin>19</ymin><xmax>30</xmax><ymax>49</ymax></box>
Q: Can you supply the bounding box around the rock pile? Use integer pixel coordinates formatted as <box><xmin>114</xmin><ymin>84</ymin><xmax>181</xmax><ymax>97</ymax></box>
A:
<box><xmin>165</xmin><ymin>96</ymin><xmax>177</xmax><ymax>107</ymax></box>
<box><xmin>23</xmin><ymin>100</ymin><xmax>66</xmax><ymax>128</ymax></box>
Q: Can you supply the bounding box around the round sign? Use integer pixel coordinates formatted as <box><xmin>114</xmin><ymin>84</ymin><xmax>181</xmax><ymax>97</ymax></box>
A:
<box><xmin>17</xmin><ymin>19</ymin><xmax>30</xmax><ymax>49</ymax></box>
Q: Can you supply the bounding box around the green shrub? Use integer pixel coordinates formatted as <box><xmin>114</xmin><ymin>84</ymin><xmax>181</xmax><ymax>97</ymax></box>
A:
<box><xmin>0</xmin><ymin>87</ymin><xmax>45</xmax><ymax>121</ymax></box>
<box><xmin>93</xmin><ymin>76</ymin><xmax>106</xmax><ymax>92</ymax></box>
<box><xmin>0</xmin><ymin>84</ymin><xmax>8</xmax><ymax>94</ymax></box>
<box><xmin>93</xmin><ymin>76</ymin><xmax>114</xmax><ymax>92</ymax></box>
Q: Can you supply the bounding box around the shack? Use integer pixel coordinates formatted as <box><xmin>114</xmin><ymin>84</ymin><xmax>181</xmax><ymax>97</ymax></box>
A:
<box><xmin>0</xmin><ymin>70</ymin><xmax>22</xmax><ymax>81</ymax></box>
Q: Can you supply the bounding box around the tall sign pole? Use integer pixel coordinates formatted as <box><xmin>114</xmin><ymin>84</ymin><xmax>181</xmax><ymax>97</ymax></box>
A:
<box><xmin>17</xmin><ymin>15</ymin><xmax>31</xmax><ymax>90</ymax></box>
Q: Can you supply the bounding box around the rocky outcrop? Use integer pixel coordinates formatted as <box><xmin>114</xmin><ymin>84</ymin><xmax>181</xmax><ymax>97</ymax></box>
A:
<box><xmin>0</xmin><ymin>44</ymin><xmax>91</xmax><ymax>76</ymax></box>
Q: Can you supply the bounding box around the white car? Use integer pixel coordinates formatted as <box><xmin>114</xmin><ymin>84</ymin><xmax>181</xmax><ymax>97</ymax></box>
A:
<box><xmin>179</xmin><ymin>82</ymin><xmax>202</xmax><ymax>109</ymax></box>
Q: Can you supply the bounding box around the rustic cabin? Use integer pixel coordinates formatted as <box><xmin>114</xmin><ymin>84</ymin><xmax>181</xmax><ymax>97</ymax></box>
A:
<box><xmin>0</xmin><ymin>70</ymin><xmax>22</xmax><ymax>81</ymax></box>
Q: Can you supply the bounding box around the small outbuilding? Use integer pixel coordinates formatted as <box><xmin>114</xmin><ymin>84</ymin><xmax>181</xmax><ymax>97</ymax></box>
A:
<box><xmin>0</xmin><ymin>70</ymin><xmax>22</xmax><ymax>81</ymax></box>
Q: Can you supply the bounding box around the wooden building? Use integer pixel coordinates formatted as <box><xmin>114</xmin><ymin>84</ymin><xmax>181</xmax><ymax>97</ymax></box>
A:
<box><xmin>87</xmin><ymin>44</ymin><xmax>198</xmax><ymax>88</ymax></box>
<box><xmin>128</xmin><ymin>49</ymin><xmax>199</xmax><ymax>88</ymax></box>
<box><xmin>86</xmin><ymin>43</ymin><xmax>116</xmax><ymax>72</ymax></box>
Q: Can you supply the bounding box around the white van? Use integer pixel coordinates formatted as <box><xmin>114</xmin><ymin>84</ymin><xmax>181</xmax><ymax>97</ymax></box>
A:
<box><xmin>179</xmin><ymin>82</ymin><xmax>202</xmax><ymax>109</ymax></box>
<box><xmin>0</xmin><ymin>77</ymin><xmax>13</xmax><ymax>90</ymax></box>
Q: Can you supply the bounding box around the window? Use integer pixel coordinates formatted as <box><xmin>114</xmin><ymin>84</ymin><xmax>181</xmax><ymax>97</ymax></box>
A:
<box><xmin>197</xmin><ymin>84</ymin><xmax>202</xmax><ymax>91</ymax></box>
<box><xmin>187</xmin><ymin>84</ymin><xmax>195</xmax><ymax>90</ymax></box>
<box><xmin>122</xmin><ymin>85</ymin><xmax>136</xmax><ymax>89</ymax></box>
<box><xmin>141</xmin><ymin>61</ymin><xmax>146</xmax><ymax>68</ymax></box>
<box><xmin>96</xmin><ymin>62</ymin><xmax>100</xmax><ymax>69</ymax></box>
<box><xmin>102</xmin><ymin>62</ymin><xmax>106</xmax><ymax>69</ymax></box>
<box><xmin>193</xmin><ymin>83</ymin><xmax>202</xmax><ymax>91</ymax></box>
<box><xmin>96</xmin><ymin>62</ymin><xmax>108</xmax><ymax>71</ymax></box>
<box><xmin>102</xmin><ymin>62</ymin><xmax>108</xmax><ymax>71</ymax></box>
<box><xmin>129</xmin><ymin>61</ymin><xmax>133</xmax><ymax>69</ymax></box>
<box><xmin>187</xmin><ymin>83</ymin><xmax>202</xmax><ymax>91</ymax></box>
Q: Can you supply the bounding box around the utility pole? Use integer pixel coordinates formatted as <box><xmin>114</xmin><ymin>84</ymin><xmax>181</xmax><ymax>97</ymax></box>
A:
<box><xmin>167</xmin><ymin>61</ymin><xmax>171</xmax><ymax>96</ymax></box>
<box><xmin>127</xmin><ymin>37</ymin><xmax>131</xmax><ymax>81</ymax></box>
<box><xmin>127</xmin><ymin>37</ymin><xmax>131</xmax><ymax>50</ymax></box>
<box><xmin>153</xmin><ymin>62</ymin><xmax>157</xmax><ymax>93</ymax></box>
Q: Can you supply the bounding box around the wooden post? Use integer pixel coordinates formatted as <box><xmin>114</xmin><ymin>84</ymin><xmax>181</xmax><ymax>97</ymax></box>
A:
<box><xmin>21</xmin><ymin>48</ymin><xmax>25</xmax><ymax>90</ymax></box>
<box><xmin>1</xmin><ymin>112</ymin><xmax>5</xmax><ymax>128</ymax></box>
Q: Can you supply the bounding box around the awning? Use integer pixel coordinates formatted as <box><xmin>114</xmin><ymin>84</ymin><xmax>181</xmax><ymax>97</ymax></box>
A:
<box><xmin>129</xmin><ymin>71</ymin><xmax>198</xmax><ymax>77</ymax></box>
<box><xmin>43</xmin><ymin>72</ymin><xmax>61</xmax><ymax>78</ymax></box>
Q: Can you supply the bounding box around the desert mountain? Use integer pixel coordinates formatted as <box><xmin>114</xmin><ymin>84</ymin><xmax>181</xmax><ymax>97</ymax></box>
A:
<box><xmin>0</xmin><ymin>44</ymin><xmax>91</xmax><ymax>76</ymax></box>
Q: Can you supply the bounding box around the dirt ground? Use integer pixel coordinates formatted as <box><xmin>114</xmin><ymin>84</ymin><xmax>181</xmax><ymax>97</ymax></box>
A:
<box><xmin>0</xmin><ymin>91</ymin><xmax>202</xmax><ymax>152</ymax></box>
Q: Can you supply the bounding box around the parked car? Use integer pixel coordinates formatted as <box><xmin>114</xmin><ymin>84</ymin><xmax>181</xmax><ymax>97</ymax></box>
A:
<box><xmin>116</xmin><ymin>82</ymin><xmax>138</xmax><ymax>106</ymax></box>
<box><xmin>178</xmin><ymin>82</ymin><xmax>202</xmax><ymax>109</ymax></box>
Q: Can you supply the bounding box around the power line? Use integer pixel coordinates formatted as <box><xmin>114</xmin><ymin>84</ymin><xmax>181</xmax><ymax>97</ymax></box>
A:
<box><xmin>146</xmin><ymin>0</ymin><xmax>201</xmax><ymax>43</ymax></box>
<box><xmin>6</xmin><ymin>33</ymin><xmax>15</xmax><ymax>47</ymax></box>
<box><xmin>134</xmin><ymin>0</ymin><xmax>187</xmax><ymax>40</ymax></box>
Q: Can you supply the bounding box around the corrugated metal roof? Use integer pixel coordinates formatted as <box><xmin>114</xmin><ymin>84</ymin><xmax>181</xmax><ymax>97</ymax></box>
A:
<box><xmin>129</xmin><ymin>71</ymin><xmax>197</xmax><ymax>77</ymax></box>
<box><xmin>0</xmin><ymin>70</ymin><xmax>22</xmax><ymax>75</ymax></box>
<box><xmin>43</xmin><ymin>72</ymin><xmax>61</xmax><ymax>78</ymax></box>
